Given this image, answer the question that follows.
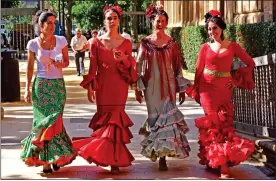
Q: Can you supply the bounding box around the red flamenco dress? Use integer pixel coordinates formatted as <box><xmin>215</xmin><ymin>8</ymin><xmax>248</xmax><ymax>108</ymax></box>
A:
<box><xmin>72</xmin><ymin>38</ymin><xmax>138</xmax><ymax>167</ymax></box>
<box><xmin>186</xmin><ymin>42</ymin><xmax>256</xmax><ymax>168</ymax></box>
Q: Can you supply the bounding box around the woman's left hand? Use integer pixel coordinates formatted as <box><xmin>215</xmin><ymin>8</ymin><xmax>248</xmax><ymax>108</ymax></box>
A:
<box><xmin>51</xmin><ymin>59</ymin><xmax>64</xmax><ymax>68</ymax></box>
<box><xmin>226</xmin><ymin>79</ymin><xmax>237</xmax><ymax>90</ymax></box>
<box><xmin>113</xmin><ymin>50</ymin><xmax>129</xmax><ymax>61</ymax></box>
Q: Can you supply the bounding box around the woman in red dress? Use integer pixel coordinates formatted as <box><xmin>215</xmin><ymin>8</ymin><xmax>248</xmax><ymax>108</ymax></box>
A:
<box><xmin>186</xmin><ymin>10</ymin><xmax>255</xmax><ymax>178</ymax></box>
<box><xmin>72</xmin><ymin>5</ymin><xmax>137</xmax><ymax>174</ymax></box>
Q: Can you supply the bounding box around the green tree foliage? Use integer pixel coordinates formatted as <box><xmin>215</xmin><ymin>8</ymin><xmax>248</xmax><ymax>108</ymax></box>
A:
<box><xmin>168</xmin><ymin>22</ymin><xmax>276</xmax><ymax>73</ymax></box>
<box><xmin>2</xmin><ymin>0</ymin><xmax>32</xmax><ymax>30</ymax></box>
<box><xmin>49</xmin><ymin>0</ymin><xmax>151</xmax><ymax>31</ymax></box>
<box><xmin>71</xmin><ymin>0</ymin><xmax>134</xmax><ymax>31</ymax></box>
<box><xmin>1</xmin><ymin>0</ymin><xmax>19</xmax><ymax>8</ymax></box>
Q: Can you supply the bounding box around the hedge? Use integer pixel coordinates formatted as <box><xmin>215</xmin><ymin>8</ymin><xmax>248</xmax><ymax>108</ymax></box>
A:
<box><xmin>168</xmin><ymin>21</ymin><xmax>276</xmax><ymax>73</ymax></box>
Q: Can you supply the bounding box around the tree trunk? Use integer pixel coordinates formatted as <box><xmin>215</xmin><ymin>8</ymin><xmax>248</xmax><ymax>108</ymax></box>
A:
<box><xmin>132</xmin><ymin>0</ymin><xmax>137</xmax><ymax>43</ymax></box>
<box><xmin>273</xmin><ymin>0</ymin><xmax>276</xmax><ymax>22</ymax></box>
<box><xmin>65</xmin><ymin>0</ymin><xmax>73</xmax><ymax>44</ymax></box>
<box><xmin>220</xmin><ymin>0</ymin><xmax>225</xmax><ymax>18</ymax></box>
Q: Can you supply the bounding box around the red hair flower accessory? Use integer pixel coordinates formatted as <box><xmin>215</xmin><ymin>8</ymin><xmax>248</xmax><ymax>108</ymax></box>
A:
<box><xmin>145</xmin><ymin>4</ymin><xmax>164</xmax><ymax>18</ymax></box>
<box><xmin>145</xmin><ymin>4</ymin><xmax>156</xmax><ymax>18</ymax></box>
<box><xmin>204</xmin><ymin>9</ymin><xmax>222</xmax><ymax>23</ymax></box>
<box><xmin>209</xmin><ymin>10</ymin><xmax>221</xmax><ymax>17</ymax></box>
<box><xmin>103</xmin><ymin>5</ymin><xmax>123</xmax><ymax>16</ymax></box>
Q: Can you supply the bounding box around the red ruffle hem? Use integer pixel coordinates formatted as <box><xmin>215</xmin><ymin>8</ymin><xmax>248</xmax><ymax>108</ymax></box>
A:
<box><xmin>195</xmin><ymin>103</ymin><xmax>255</xmax><ymax>168</ymax></box>
<box><xmin>24</xmin><ymin>115</ymin><xmax>77</xmax><ymax>166</ymax></box>
<box><xmin>24</xmin><ymin>152</ymin><xmax>77</xmax><ymax>167</ymax></box>
<box><xmin>72</xmin><ymin>110</ymin><xmax>135</xmax><ymax>167</ymax></box>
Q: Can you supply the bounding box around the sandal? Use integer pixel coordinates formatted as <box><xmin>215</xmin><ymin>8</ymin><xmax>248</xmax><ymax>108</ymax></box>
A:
<box><xmin>110</xmin><ymin>166</ymin><xmax>120</xmax><ymax>174</ymax></box>
<box><xmin>42</xmin><ymin>168</ymin><xmax>53</xmax><ymax>174</ymax></box>
<box><xmin>206</xmin><ymin>165</ymin><xmax>221</xmax><ymax>175</ymax></box>
<box><xmin>52</xmin><ymin>164</ymin><xmax>60</xmax><ymax>171</ymax></box>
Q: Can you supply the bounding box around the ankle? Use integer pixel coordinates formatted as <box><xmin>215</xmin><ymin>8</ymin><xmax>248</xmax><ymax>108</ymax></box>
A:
<box><xmin>43</xmin><ymin>164</ymin><xmax>50</xmax><ymax>169</ymax></box>
<box><xmin>221</xmin><ymin>165</ymin><xmax>229</xmax><ymax>172</ymax></box>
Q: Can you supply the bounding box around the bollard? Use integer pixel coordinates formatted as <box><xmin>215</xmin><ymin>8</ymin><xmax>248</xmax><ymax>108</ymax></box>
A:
<box><xmin>1</xmin><ymin>50</ymin><xmax>21</xmax><ymax>102</ymax></box>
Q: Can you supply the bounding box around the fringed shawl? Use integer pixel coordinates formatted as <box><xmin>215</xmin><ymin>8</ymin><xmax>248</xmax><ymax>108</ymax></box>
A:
<box><xmin>136</xmin><ymin>38</ymin><xmax>184</xmax><ymax>101</ymax></box>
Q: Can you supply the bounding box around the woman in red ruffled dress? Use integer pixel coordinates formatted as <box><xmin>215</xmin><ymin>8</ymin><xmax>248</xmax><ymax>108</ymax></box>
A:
<box><xmin>186</xmin><ymin>10</ymin><xmax>255</xmax><ymax>178</ymax></box>
<box><xmin>72</xmin><ymin>5</ymin><xmax>137</xmax><ymax>174</ymax></box>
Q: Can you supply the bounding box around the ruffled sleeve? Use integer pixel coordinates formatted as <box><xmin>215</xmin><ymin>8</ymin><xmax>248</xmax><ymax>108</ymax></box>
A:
<box><xmin>116</xmin><ymin>39</ymin><xmax>138</xmax><ymax>84</ymax></box>
<box><xmin>185</xmin><ymin>44</ymin><xmax>207</xmax><ymax>103</ymax></box>
<box><xmin>232</xmin><ymin>42</ymin><xmax>256</xmax><ymax>90</ymax></box>
<box><xmin>136</xmin><ymin>42</ymin><xmax>146</xmax><ymax>91</ymax></box>
<box><xmin>80</xmin><ymin>38</ymin><xmax>99</xmax><ymax>90</ymax></box>
<box><xmin>172</xmin><ymin>41</ymin><xmax>191</xmax><ymax>93</ymax></box>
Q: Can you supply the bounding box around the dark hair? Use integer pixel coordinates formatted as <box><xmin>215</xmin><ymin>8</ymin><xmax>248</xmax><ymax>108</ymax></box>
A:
<box><xmin>91</xmin><ymin>30</ymin><xmax>98</xmax><ymax>34</ymax></box>
<box><xmin>33</xmin><ymin>10</ymin><xmax>56</xmax><ymax>36</ymax></box>
<box><xmin>205</xmin><ymin>16</ymin><xmax>226</xmax><ymax>41</ymax></box>
<box><xmin>122</xmin><ymin>27</ymin><xmax>127</xmax><ymax>32</ymax></box>
<box><xmin>148</xmin><ymin>9</ymin><xmax>168</xmax><ymax>22</ymax></box>
<box><xmin>104</xmin><ymin>9</ymin><xmax>121</xmax><ymax>19</ymax></box>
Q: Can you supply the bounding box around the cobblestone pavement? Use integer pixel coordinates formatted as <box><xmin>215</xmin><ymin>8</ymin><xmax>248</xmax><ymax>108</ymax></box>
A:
<box><xmin>1</xmin><ymin>52</ymin><xmax>269</xmax><ymax>179</ymax></box>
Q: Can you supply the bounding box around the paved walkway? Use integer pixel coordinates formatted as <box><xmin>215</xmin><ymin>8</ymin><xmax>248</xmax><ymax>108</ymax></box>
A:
<box><xmin>1</xmin><ymin>52</ymin><xmax>269</xmax><ymax>179</ymax></box>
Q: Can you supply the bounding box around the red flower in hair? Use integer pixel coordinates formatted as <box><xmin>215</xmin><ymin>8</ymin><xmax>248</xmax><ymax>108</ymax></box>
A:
<box><xmin>103</xmin><ymin>5</ymin><xmax>111</xmax><ymax>13</ymax></box>
<box><xmin>145</xmin><ymin>4</ymin><xmax>156</xmax><ymax>18</ymax></box>
<box><xmin>209</xmin><ymin>10</ymin><xmax>221</xmax><ymax>17</ymax></box>
<box><xmin>103</xmin><ymin>5</ymin><xmax>123</xmax><ymax>16</ymax></box>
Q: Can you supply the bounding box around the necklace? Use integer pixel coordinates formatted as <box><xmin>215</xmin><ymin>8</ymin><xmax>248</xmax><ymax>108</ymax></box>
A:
<box><xmin>38</xmin><ymin>35</ymin><xmax>54</xmax><ymax>73</ymax></box>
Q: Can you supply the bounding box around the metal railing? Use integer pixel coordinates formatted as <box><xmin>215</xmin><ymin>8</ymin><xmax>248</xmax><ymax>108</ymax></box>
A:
<box><xmin>232</xmin><ymin>53</ymin><xmax>276</xmax><ymax>139</ymax></box>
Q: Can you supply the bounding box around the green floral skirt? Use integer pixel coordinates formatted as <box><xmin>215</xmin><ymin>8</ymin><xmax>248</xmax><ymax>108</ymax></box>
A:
<box><xmin>20</xmin><ymin>77</ymin><xmax>77</xmax><ymax>167</ymax></box>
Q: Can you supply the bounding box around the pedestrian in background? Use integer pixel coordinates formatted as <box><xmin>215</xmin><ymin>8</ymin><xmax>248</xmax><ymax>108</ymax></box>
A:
<box><xmin>70</xmin><ymin>28</ymin><xmax>88</xmax><ymax>76</ymax></box>
<box><xmin>87</xmin><ymin>30</ymin><xmax>98</xmax><ymax>58</ymax></box>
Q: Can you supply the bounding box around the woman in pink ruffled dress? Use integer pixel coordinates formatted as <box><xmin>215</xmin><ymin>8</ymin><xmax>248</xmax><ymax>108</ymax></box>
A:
<box><xmin>186</xmin><ymin>10</ymin><xmax>255</xmax><ymax>178</ymax></box>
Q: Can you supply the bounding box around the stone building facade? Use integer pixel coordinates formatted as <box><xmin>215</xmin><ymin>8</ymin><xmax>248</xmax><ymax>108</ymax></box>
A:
<box><xmin>156</xmin><ymin>0</ymin><xmax>276</xmax><ymax>27</ymax></box>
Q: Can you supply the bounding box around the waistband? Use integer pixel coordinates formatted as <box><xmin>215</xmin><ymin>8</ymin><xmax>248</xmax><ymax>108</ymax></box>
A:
<box><xmin>203</xmin><ymin>68</ymin><xmax>231</xmax><ymax>77</ymax></box>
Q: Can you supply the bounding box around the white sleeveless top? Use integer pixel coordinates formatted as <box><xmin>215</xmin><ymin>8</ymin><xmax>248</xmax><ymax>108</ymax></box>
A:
<box><xmin>26</xmin><ymin>35</ymin><xmax>68</xmax><ymax>79</ymax></box>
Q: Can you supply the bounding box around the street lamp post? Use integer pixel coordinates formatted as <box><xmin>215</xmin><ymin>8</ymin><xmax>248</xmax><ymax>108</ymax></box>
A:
<box><xmin>58</xmin><ymin>0</ymin><xmax>61</xmax><ymax>23</ymax></box>
<box><xmin>39</xmin><ymin>0</ymin><xmax>45</xmax><ymax>10</ymax></box>
<box><xmin>61</xmin><ymin>0</ymin><xmax>66</xmax><ymax>37</ymax></box>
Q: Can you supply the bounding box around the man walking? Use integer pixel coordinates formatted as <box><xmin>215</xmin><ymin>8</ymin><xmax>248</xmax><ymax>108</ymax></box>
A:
<box><xmin>70</xmin><ymin>28</ymin><xmax>88</xmax><ymax>76</ymax></box>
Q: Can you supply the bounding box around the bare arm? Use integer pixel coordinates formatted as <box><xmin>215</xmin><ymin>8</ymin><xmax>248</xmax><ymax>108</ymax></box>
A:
<box><xmin>25</xmin><ymin>50</ymin><xmax>35</xmax><ymax>91</ymax></box>
<box><xmin>24</xmin><ymin>50</ymin><xmax>35</xmax><ymax>103</ymax></box>
<box><xmin>61</xmin><ymin>45</ymin><xmax>69</xmax><ymax>68</ymax></box>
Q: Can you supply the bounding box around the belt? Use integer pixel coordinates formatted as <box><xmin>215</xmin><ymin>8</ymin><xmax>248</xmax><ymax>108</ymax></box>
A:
<box><xmin>203</xmin><ymin>68</ymin><xmax>231</xmax><ymax>77</ymax></box>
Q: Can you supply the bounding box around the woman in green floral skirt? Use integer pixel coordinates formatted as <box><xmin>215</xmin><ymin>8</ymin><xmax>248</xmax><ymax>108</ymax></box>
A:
<box><xmin>21</xmin><ymin>10</ymin><xmax>77</xmax><ymax>174</ymax></box>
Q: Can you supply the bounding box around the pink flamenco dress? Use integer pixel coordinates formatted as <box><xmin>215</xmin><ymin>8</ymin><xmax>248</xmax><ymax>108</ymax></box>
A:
<box><xmin>185</xmin><ymin>42</ymin><xmax>256</xmax><ymax>168</ymax></box>
<box><xmin>72</xmin><ymin>38</ymin><xmax>138</xmax><ymax>167</ymax></box>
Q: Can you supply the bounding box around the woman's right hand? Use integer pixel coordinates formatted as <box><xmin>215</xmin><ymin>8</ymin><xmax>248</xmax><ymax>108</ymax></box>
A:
<box><xmin>135</xmin><ymin>89</ymin><xmax>144</xmax><ymax>104</ymax></box>
<box><xmin>24</xmin><ymin>89</ymin><xmax>31</xmax><ymax>103</ymax></box>
<box><xmin>87</xmin><ymin>84</ymin><xmax>96</xmax><ymax>103</ymax></box>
